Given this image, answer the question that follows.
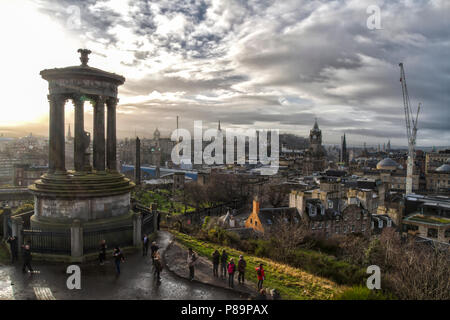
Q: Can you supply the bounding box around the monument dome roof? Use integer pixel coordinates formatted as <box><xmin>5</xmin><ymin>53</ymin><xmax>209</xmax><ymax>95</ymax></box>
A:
<box><xmin>376</xmin><ymin>158</ymin><xmax>399</xmax><ymax>170</ymax></box>
<box><xmin>436</xmin><ymin>163</ymin><xmax>450</xmax><ymax>172</ymax></box>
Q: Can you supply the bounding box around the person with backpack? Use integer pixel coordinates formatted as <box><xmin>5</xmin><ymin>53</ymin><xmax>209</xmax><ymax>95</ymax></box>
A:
<box><xmin>227</xmin><ymin>258</ymin><xmax>236</xmax><ymax>288</ymax></box>
<box><xmin>187</xmin><ymin>248</ymin><xmax>197</xmax><ymax>281</ymax></box>
<box><xmin>220</xmin><ymin>249</ymin><xmax>228</xmax><ymax>279</ymax></box>
<box><xmin>256</xmin><ymin>263</ymin><xmax>265</xmax><ymax>290</ymax></box>
<box><xmin>212</xmin><ymin>249</ymin><xmax>220</xmax><ymax>277</ymax></box>
<box><xmin>99</xmin><ymin>239</ymin><xmax>107</xmax><ymax>265</ymax></box>
<box><xmin>237</xmin><ymin>255</ymin><xmax>247</xmax><ymax>284</ymax></box>
<box><xmin>153</xmin><ymin>250</ymin><xmax>163</xmax><ymax>282</ymax></box>
<box><xmin>150</xmin><ymin>241</ymin><xmax>159</xmax><ymax>265</ymax></box>
<box><xmin>113</xmin><ymin>247</ymin><xmax>125</xmax><ymax>276</ymax></box>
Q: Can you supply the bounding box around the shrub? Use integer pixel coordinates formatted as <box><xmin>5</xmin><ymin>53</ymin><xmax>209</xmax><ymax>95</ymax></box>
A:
<box><xmin>335</xmin><ymin>285</ymin><xmax>391</xmax><ymax>300</ymax></box>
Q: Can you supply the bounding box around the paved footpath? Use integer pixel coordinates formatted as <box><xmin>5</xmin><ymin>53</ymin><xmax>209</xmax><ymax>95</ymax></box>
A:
<box><xmin>163</xmin><ymin>231</ymin><xmax>257</xmax><ymax>298</ymax></box>
<box><xmin>0</xmin><ymin>231</ymin><xmax>243</xmax><ymax>300</ymax></box>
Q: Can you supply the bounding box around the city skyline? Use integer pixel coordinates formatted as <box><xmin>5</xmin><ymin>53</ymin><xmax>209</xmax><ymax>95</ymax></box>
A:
<box><xmin>0</xmin><ymin>0</ymin><xmax>448</xmax><ymax>146</ymax></box>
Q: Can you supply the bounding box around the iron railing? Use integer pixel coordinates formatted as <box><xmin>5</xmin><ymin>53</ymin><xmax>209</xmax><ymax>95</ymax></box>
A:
<box><xmin>22</xmin><ymin>229</ymin><xmax>71</xmax><ymax>255</ymax></box>
<box><xmin>83</xmin><ymin>225</ymin><xmax>133</xmax><ymax>254</ymax></box>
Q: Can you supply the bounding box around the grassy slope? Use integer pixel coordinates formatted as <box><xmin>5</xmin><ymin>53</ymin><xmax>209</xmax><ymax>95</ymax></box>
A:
<box><xmin>171</xmin><ymin>231</ymin><xmax>346</xmax><ymax>300</ymax></box>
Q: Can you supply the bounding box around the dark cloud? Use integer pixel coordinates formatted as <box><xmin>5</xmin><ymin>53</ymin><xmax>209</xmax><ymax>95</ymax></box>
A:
<box><xmin>33</xmin><ymin>0</ymin><xmax>450</xmax><ymax>146</ymax></box>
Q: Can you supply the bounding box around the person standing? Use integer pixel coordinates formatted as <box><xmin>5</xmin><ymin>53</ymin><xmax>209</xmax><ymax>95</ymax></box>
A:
<box><xmin>150</xmin><ymin>241</ymin><xmax>159</xmax><ymax>264</ymax></box>
<box><xmin>187</xmin><ymin>248</ymin><xmax>197</xmax><ymax>281</ymax></box>
<box><xmin>227</xmin><ymin>258</ymin><xmax>236</xmax><ymax>288</ymax></box>
<box><xmin>212</xmin><ymin>249</ymin><xmax>220</xmax><ymax>277</ymax></box>
<box><xmin>153</xmin><ymin>250</ymin><xmax>163</xmax><ymax>282</ymax></box>
<box><xmin>99</xmin><ymin>239</ymin><xmax>107</xmax><ymax>265</ymax></box>
<box><xmin>22</xmin><ymin>242</ymin><xmax>33</xmax><ymax>273</ymax></box>
<box><xmin>237</xmin><ymin>255</ymin><xmax>247</xmax><ymax>284</ymax></box>
<box><xmin>113</xmin><ymin>247</ymin><xmax>125</xmax><ymax>276</ymax></box>
<box><xmin>142</xmin><ymin>234</ymin><xmax>149</xmax><ymax>256</ymax></box>
<box><xmin>256</xmin><ymin>263</ymin><xmax>265</xmax><ymax>290</ymax></box>
<box><xmin>6</xmin><ymin>235</ymin><xmax>18</xmax><ymax>263</ymax></box>
<box><xmin>220</xmin><ymin>249</ymin><xmax>228</xmax><ymax>279</ymax></box>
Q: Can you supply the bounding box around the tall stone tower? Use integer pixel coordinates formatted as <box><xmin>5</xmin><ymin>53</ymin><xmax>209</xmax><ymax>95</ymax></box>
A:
<box><xmin>340</xmin><ymin>133</ymin><xmax>348</xmax><ymax>165</ymax></box>
<box><xmin>309</xmin><ymin>118</ymin><xmax>322</xmax><ymax>155</ymax></box>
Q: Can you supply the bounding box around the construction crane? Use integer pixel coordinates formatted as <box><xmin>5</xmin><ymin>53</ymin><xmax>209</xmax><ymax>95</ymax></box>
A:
<box><xmin>399</xmin><ymin>62</ymin><xmax>421</xmax><ymax>195</ymax></box>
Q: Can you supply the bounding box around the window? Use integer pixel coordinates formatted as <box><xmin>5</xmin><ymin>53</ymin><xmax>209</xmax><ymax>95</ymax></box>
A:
<box><xmin>445</xmin><ymin>229</ymin><xmax>450</xmax><ymax>238</ymax></box>
<box><xmin>255</xmin><ymin>221</ymin><xmax>258</xmax><ymax>227</ymax></box>
<box><xmin>352</xmin><ymin>225</ymin><xmax>355</xmax><ymax>232</ymax></box>
<box><xmin>250</xmin><ymin>218</ymin><xmax>253</xmax><ymax>223</ymax></box>
<box><xmin>427</xmin><ymin>228</ymin><xmax>437</xmax><ymax>238</ymax></box>
<box><xmin>335</xmin><ymin>226</ymin><xmax>339</xmax><ymax>233</ymax></box>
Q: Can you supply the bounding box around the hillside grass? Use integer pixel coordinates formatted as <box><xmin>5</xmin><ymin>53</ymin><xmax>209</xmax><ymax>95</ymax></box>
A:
<box><xmin>171</xmin><ymin>230</ymin><xmax>347</xmax><ymax>300</ymax></box>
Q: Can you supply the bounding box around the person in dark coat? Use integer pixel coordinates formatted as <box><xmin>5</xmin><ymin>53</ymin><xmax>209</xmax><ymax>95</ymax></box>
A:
<box><xmin>142</xmin><ymin>234</ymin><xmax>149</xmax><ymax>256</ymax></box>
<box><xmin>237</xmin><ymin>255</ymin><xmax>247</xmax><ymax>284</ymax></box>
<box><xmin>6</xmin><ymin>236</ymin><xmax>18</xmax><ymax>263</ymax></box>
<box><xmin>22</xmin><ymin>243</ymin><xmax>33</xmax><ymax>273</ymax></box>
<box><xmin>212</xmin><ymin>250</ymin><xmax>220</xmax><ymax>277</ymax></box>
<box><xmin>113</xmin><ymin>247</ymin><xmax>125</xmax><ymax>275</ymax></box>
<box><xmin>220</xmin><ymin>249</ymin><xmax>228</xmax><ymax>279</ymax></box>
<box><xmin>99</xmin><ymin>239</ymin><xmax>107</xmax><ymax>265</ymax></box>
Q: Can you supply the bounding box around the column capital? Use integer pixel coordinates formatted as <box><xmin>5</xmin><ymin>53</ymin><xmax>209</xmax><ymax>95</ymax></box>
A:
<box><xmin>93</xmin><ymin>95</ymin><xmax>107</xmax><ymax>106</ymax></box>
<box><xmin>47</xmin><ymin>94</ymin><xmax>67</xmax><ymax>104</ymax></box>
<box><xmin>71</xmin><ymin>94</ymin><xmax>85</xmax><ymax>105</ymax></box>
<box><xmin>106</xmin><ymin>97</ymin><xmax>119</xmax><ymax>107</ymax></box>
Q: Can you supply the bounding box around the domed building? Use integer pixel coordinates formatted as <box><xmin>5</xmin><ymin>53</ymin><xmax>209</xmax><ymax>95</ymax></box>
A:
<box><xmin>376</xmin><ymin>158</ymin><xmax>399</xmax><ymax>171</ymax></box>
<box><xmin>426</xmin><ymin>162</ymin><xmax>450</xmax><ymax>192</ymax></box>
<box><xmin>436</xmin><ymin>163</ymin><xmax>450</xmax><ymax>172</ymax></box>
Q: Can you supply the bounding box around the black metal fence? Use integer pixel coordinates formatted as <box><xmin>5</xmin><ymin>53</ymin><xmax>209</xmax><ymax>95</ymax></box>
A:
<box><xmin>83</xmin><ymin>225</ymin><xmax>134</xmax><ymax>254</ymax></box>
<box><xmin>142</xmin><ymin>212</ymin><xmax>155</xmax><ymax>235</ymax></box>
<box><xmin>6</xmin><ymin>217</ymin><xmax>12</xmax><ymax>237</ymax></box>
<box><xmin>22</xmin><ymin>229</ymin><xmax>71</xmax><ymax>255</ymax></box>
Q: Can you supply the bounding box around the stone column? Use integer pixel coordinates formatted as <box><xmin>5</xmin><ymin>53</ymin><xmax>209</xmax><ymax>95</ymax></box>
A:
<box><xmin>93</xmin><ymin>96</ymin><xmax>106</xmax><ymax>172</ymax></box>
<box><xmin>2</xmin><ymin>205</ymin><xmax>11</xmax><ymax>239</ymax></box>
<box><xmin>48</xmin><ymin>94</ymin><xmax>66</xmax><ymax>173</ymax></box>
<box><xmin>73</xmin><ymin>95</ymin><xmax>85</xmax><ymax>172</ymax></box>
<box><xmin>133</xmin><ymin>213</ymin><xmax>142</xmax><ymax>247</ymax></box>
<box><xmin>70</xmin><ymin>219</ymin><xmax>83</xmax><ymax>259</ymax></box>
<box><xmin>11</xmin><ymin>216</ymin><xmax>23</xmax><ymax>255</ymax></box>
<box><xmin>106</xmin><ymin>98</ymin><xmax>117</xmax><ymax>172</ymax></box>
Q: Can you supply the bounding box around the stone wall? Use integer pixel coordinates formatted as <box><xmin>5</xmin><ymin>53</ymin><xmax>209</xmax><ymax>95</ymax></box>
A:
<box><xmin>34</xmin><ymin>193</ymin><xmax>130</xmax><ymax>222</ymax></box>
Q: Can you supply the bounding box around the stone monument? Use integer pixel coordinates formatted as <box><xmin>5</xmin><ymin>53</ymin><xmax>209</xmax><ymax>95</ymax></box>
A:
<box><xmin>29</xmin><ymin>49</ymin><xmax>135</xmax><ymax>237</ymax></box>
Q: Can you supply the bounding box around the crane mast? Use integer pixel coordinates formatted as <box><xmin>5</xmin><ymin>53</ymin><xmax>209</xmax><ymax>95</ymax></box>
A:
<box><xmin>399</xmin><ymin>63</ymin><xmax>421</xmax><ymax>195</ymax></box>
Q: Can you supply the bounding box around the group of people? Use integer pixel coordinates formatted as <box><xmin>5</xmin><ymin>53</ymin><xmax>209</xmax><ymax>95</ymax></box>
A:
<box><xmin>145</xmin><ymin>235</ymin><xmax>163</xmax><ymax>282</ymax></box>
<box><xmin>96</xmin><ymin>235</ymin><xmax>163</xmax><ymax>281</ymax></box>
<box><xmin>97</xmin><ymin>239</ymin><xmax>126</xmax><ymax>276</ymax></box>
<box><xmin>188</xmin><ymin>248</ymin><xmax>266</xmax><ymax>292</ymax></box>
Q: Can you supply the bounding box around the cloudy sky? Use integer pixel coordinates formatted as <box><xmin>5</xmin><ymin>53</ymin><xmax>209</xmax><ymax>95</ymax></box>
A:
<box><xmin>0</xmin><ymin>0</ymin><xmax>448</xmax><ymax>147</ymax></box>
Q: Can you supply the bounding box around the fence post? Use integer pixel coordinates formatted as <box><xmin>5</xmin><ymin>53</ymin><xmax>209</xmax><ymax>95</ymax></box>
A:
<box><xmin>71</xmin><ymin>219</ymin><xmax>83</xmax><ymax>259</ymax></box>
<box><xmin>151</xmin><ymin>203</ymin><xmax>158</xmax><ymax>233</ymax></box>
<box><xmin>11</xmin><ymin>216</ymin><xmax>23</xmax><ymax>255</ymax></box>
<box><xmin>133</xmin><ymin>212</ymin><xmax>142</xmax><ymax>247</ymax></box>
<box><xmin>2</xmin><ymin>205</ymin><xmax>11</xmax><ymax>239</ymax></box>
